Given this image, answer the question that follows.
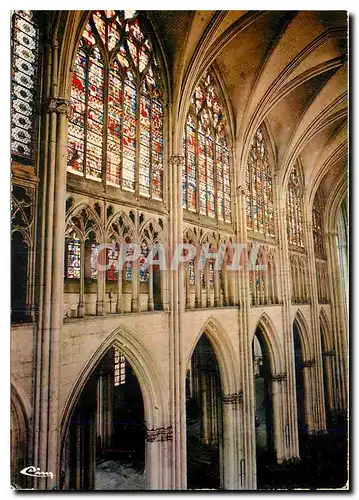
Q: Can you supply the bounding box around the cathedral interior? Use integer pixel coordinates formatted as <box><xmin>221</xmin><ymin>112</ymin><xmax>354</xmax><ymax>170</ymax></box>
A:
<box><xmin>10</xmin><ymin>10</ymin><xmax>348</xmax><ymax>490</ymax></box>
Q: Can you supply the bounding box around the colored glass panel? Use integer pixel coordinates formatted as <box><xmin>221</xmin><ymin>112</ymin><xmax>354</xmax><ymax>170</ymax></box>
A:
<box><xmin>67</xmin><ymin>239</ymin><xmax>81</xmax><ymax>279</ymax></box>
<box><xmin>139</xmin><ymin>242</ymin><xmax>149</xmax><ymax>282</ymax></box>
<box><xmin>11</xmin><ymin>11</ymin><xmax>39</xmax><ymax>160</ymax></box>
<box><xmin>68</xmin><ymin>11</ymin><xmax>163</xmax><ymax>200</ymax></box>
<box><xmin>183</xmin><ymin>71</ymin><xmax>231</xmax><ymax>220</ymax></box>
<box><xmin>246</xmin><ymin>127</ymin><xmax>274</xmax><ymax>236</ymax></box>
<box><xmin>286</xmin><ymin>165</ymin><xmax>304</xmax><ymax>248</ymax></box>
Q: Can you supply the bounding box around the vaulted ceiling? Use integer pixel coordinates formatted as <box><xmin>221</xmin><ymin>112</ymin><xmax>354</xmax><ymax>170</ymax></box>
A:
<box><xmin>149</xmin><ymin>9</ymin><xmax>348</xmax><ymax>206</ymax></box>
<box><xmin>54</xmin><ymin>10</ymin><xmax>348</xmax><ymax>214</ymax></box>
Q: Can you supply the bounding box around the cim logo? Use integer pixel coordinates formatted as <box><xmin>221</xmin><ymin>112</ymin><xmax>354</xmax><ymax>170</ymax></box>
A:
<box><xmin>20</xmin><ymin>466</ymin><xmax>54</xmax><ymax>479</ymax></box>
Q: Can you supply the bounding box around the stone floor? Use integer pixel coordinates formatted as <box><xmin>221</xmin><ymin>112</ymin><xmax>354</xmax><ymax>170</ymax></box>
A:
<box><xmin>95</xmin><ymin>459</ymin><xmax>146</xmax><ymax>490</ymax></box>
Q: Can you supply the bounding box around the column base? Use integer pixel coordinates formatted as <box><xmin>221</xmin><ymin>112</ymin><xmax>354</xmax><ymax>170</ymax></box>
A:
<box><xmin>148</xmin><ymin>298</ymin><xmax>154</xmax><ymax>311</ymax></box>
<box><xmin>131</xmin><ymin>298</ymin><xmax>138</xmax><ymax>313</ymax></box>
<box><xmin>96</xmin><ymin>300</ymin><xmax>105</xmax><ymax>316</ymax></box>
<box><xmin>77</xmin><ymin>302</ymin><xmax>85</xmax><ymax>318</ymax></box>
<box><xmin>116</xmin><ymin>301</ymin><xmax>123</xmax><ymax>314</ymax></box>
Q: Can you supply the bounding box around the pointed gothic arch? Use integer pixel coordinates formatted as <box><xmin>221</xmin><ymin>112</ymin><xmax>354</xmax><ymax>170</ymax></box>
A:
<box><xmin>293</xmin><ymin>310</ymin><xmax>312</xmax><ymax>361</ymax></box>
<box><xmin>253</xmin><ymin>313</ymin><xmax>285</xmax><ymax>375</ymax></box>
<box><xmin>186</xmin><ymin>316</ymin><xmax>238</xmax><ymax>395</ymax></box>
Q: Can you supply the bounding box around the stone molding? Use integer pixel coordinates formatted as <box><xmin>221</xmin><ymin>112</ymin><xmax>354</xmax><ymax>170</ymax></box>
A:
<box><xmin>271</xmin><ymin>372</ymin><xmax>287</xmax><ymax>382</ymax></box>
<box><xmin>145</xmin><ymin>425</ymin><xmax>173</xmax><ymax>442</ymax></box>
<box><xmin>222</xmin><ymin>392</ymin><xmax>243</xmax><ymax>404</ymax></box>
<box><xmin>302</xmin><ymin>358</ymin><xmax>316</xmax><ymax>368</ymax></box>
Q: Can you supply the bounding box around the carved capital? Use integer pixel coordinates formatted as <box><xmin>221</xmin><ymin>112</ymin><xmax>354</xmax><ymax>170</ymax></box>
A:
<box><xmin>302</xmin><ymin>358</ymin><xmax>316</xmax><ymax>368</ymax></box>
<box><xmin>46</xmin><ymin>98</ymin><xmax>58</xmax><ymax>114</ymax></box>
<box><xmin>323</xmin><ymin>350</ymin><xmax>336</xmax><ymax>358</ymax></box>
<box><xmin>145</xmin><ymin>425</ymin><xmax>173</xmax><ymax>442</ymax></box>
<box><xmin>222</xmin><ymin>392</ymin><xmax>243</xmax><ymax>404</ymax></box>
<box><xmin>46</xmin><ymin>98</ymin><xmax>69</xmax><ymax>117</ymax></box>
<box><xmin>271</xmin><ymin>372</ymin><xmax>287</xmax><ymax>382</ymax></box>
<box><xmin>170</xmin><ymin>155</ymin><xmax>184</xmax><ymax>168</ymax></box>
<box><xmin>56</xmin><ymin>99</ymin><xmax>70</xmax><ymax>117</ymax></box>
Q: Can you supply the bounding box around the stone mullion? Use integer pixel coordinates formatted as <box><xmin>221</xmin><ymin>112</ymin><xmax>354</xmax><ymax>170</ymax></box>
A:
<box><xmin>102</xmin><ymin>66</ymin><xmax>109</xmax><ymax>189</ymax></box>
<box><xmin>325</xmin><ymin>231</ymin><xmax>348</xmax><ymax>411</ymax></box>
<box><xmin>78</xmin><ymin>239</ymin><xmax>85</xmax><ymax>317</ymax></box>
<box><xmin>169</xmin><ymin>155</ymin><xmax>185</xmax><ymax>488</ymax></box>
<box><xmin>32</xmin><ymin>37</ymin><xmax>61</xmax><ymax>489</ymax></box>
<box><xmin>276</xmin><ymin>171</ymin><xmax>300</xmax><ymax>461</ymax></box>
<box><xmin>185</xmin><ymin>262</ymin><xmax>190</xmax><ymax>309</ymax></box>
<box><xmin>148</xmin><ymin>263</ymin><xmax>154</xmax><ymax>311</ymax></box>
<box><xmin>47</xmin><ymin>98</ymin><xmax>69</xmax><ymax>485</ymax></box>
<box><xmin>235</xmin><ymin>181</ymin><xmax>255</xmax><ymax>489</ymax></box>
<box><xmin>271</xmin><ymin>376</ymin><xmax>286</xmax><ymax>462</ymax></box>
<box><xmin>116</xmin><ymin>248</ymin><xmax>123</xmax><ymax>313</ymax></box>
<box><xmin>303</xmin><ymin>208</ymin><xmax>327</xmax><ymax>432</ymax></box>
<box><xmin>195</xmin><ymin>255</ymin><xmax>201</xmax><ymax>308</ymax></box>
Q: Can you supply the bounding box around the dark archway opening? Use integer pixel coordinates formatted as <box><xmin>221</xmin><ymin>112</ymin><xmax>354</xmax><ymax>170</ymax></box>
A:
<box><xmin>11</xmin><ymin>232</ymin><xmax>29</xmax><ymax>322</ymax></box>
<box><xmin>252</xmin><ymin>329</ymin><xmax>276</xmax><ymax>487</ymax></box>
<box><xmin>186</xmin><ymin>334</ymin><xmax>223</xmax><ymax>490</ymax></box>
<box><xmin>62</xmin><ymin>347</ymin><xmax>145</xmax><ymax>490</ymax></box>
<box><xmin>293</xmin><ymin>322</ymin><xmax>306</xmax><ymax>453</ymax></box>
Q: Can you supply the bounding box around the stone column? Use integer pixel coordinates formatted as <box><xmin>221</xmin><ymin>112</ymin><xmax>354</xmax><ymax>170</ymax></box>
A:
<box><xmin>271</xmin><ymin>373</ymin><xmax>287</xmax><ymax>463</ymax></box>
<box><xmin>275</xmin><ymin>176</ymin><xmax>300</xmax><ymax>461</ymax></box>
<box><xmin>302</xmin><ymin>359</ymin><xmax>316</xmax><ymax>433</ymax></box>
<box><xmin>145</xmin><ymin>426</ymin><xmax>173</xmax><ymax>489</ymax></box>
<box><xmin>185</xmin><ymin>262</ymin><xmax>191</xmax><ymax>309</ymax></box>
<box><xmin>78</xmin><ymin>239</ymin><xmax>85</xmax><ymax>317</ymax></box>
<box><xmin>214</xmin><ymin>269</ymin><xmax>221</xmax><ymax>307</ymax></box>
<box><xmin>323</xmin><ymin>350</ymin><xmax>336</xmax><ymax>411</ymax></box>
<box><xmin>148</xmin><ymin>265</ymin><xmax>154</xmax><ymax>311</ymax></box>
<box><xmin>131</xmin><ymin>259</ymin><xmax>139</xmax><ymax>312</ymax></box>
<box><xmin>325</xmin><ymin>231</ymin><xmax>348</xmax><ymax>411</ymax></box>
<box><xmin>116</xmin><ymin>263</ymin><xmax>123</xmax><ymax>313</ymax></box>
<box><xmin>195</xmin><ymin>257</ymin><xmax>201</xmax><ymax>308</ymax></box>
<box><xmin>223</xmin><ymin>264</ymin><xmax>230</xmax><ymax>306</ymax></box>
<box><xmin>160</xmin><ymin>267</ymin><xmax>169</xmax><ymax>311</ymax></box>
<box><xmin>303</xmin><ymin>212</ymin><xmax>326</xmax><ymax>432</ymax></box>
<box><xmin>168</xmin><ymin>155</ymin><xmax>186</xmax><ymax>488</ymax></box>
<box><xmin>33</xmin><ymin>87</ymin><xmax>70</xmax><ymax>487</ymax></box>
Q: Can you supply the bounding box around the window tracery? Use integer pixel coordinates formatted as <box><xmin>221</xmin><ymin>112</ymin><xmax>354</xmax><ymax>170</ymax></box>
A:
<box><xmin>11</xmin><ymin>10</ymin><xmax>39</xmax><ymax>160</ymax></box>
<box><xmin>246</xmin><ymin>127</ymin><xmax>274</xmax><ymax>237</ymax></box>
<box><xmin>68</xmin><ymin>11</ymin><xmax>164</xmax><ymax>200</ymax></box>
<box><xmin>286</xmin><ymin>165</ymin><xmax>304</xmax><ymax>248</ymax></box>
<box><xmin>182</xmin><ymin>71</ymin><xmax>231</xmax><ymax>222</ymax></box>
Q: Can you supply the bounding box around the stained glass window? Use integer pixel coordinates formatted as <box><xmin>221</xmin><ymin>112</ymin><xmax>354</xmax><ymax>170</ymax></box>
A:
<box><xmin>11</xmin><ymin>10</ymin><xmax>39</xmax><ymax>160</ymax></box>
<box><xmin>188</xmin><ymin>260</ymin><xmax>195</xmax><ymax>285</ymax></box>
<box><xmin>246</xmin><ymin>127</ymin><xmax>274</xmax><ymax>237</ymax></box>
<box><xmin>286</xmin><ymin>165</ymin><xmax>304</xmax><ymax>248</ymax></box>
<box><xmin>312</xmin><ymin>191</ymin><xmax>324</xmax><ymax>257</ymax></box>
<box><xmin>68</xmin><ymin>11</ymin><xmax>164</xmax><ymax>199</ymax></box>
<box><xmin>183</xmin><ymin>71</ymin><xmax>231</xmax><ymax>222</ymax></box>
<box><xmin>66</xmin><ymin>239</ymin><xmax>81</xmax><ymax>279</ymax></box>
<box><xmin>208</xmin><ymin>260</ymin><xmax>214</xmax><ymax>285</ymax></box>
<box><xmin>114</xmin><ymin>348</ymin><xmax>126</xmax><ymax>386</ymax></box>
<box><xmin>87</xmin><ymin>242</ymin><xmax>98</xmax><ymax>279</ymax></box>
<box><xmin>107</xmin><ymin>245</ymin><xmax>119</xmax><ymax>281</ymax></box>
<box><xmin>139</xmin><ymin>241</ymin><xmax>149</xmax><ymax>282</ymax></box>
<box><xmin>125</xmin><ymin>245</ymin><xmax>133</xmax><ymax>281</ymax></box>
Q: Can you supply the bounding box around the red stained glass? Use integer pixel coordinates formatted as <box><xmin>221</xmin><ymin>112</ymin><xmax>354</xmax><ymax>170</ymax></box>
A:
<box><xmin>183</xmin><ymin>71</ymin><xmax>231</xmax><ymax>221</ymax></box>
<box><xmin>246</xmin><ymin>127</ymin><xmax>274</xmax><ymax>235</ymax></box>
<box><xmin>286</xmin><ymin>165</ymin><xmax>304</xmax><ymax>248</ymax></box>
<box><xmin>68</xmin><ymin>11</ymin><xmax>163</xmax><ymax>200</ymax></box>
